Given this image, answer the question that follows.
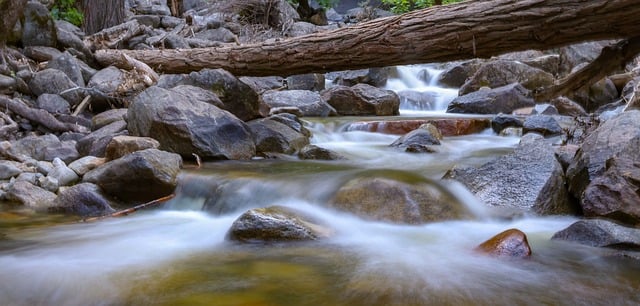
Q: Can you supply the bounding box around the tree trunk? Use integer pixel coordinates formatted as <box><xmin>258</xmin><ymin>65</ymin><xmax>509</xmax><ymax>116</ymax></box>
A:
<box><xmin>95</xmin><ymin>0</ymin><xmax>640</xmax><ymax>77</ymax></box>
<box><xmin>82</xmin><ymin>0</ymin><xmax>126</xmax><ymax>35</ymax></box>
<box><xmin>0</xmin><ymin>0</ymin><xmax>27</xmax><ymax>46</ymax></box>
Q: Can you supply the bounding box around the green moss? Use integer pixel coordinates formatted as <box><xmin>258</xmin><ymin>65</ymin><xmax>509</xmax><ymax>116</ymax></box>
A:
<box><xmin>51</xmin><ymin>0</ymin><xmax>83</xmax><ymax>27</ymax></box>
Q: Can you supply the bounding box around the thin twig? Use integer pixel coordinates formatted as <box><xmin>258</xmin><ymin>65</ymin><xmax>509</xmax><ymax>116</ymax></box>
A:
<box><xmin>81</xmin><ymin>194</ymin><xmax>175</xmax><ymax>222</ymax></box>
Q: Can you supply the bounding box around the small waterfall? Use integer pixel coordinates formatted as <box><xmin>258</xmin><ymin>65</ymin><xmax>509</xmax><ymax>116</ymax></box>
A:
<box><xmin>385</xmin><ymin>65</ymin><xmax>459</xmax><ymax>114</ymax></box>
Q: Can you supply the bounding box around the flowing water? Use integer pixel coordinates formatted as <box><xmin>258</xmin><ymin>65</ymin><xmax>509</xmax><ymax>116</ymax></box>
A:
<box><xmin>1</xmin><ymin>65</ymin><xmax>640</xmax><ymax>306</ymax></box>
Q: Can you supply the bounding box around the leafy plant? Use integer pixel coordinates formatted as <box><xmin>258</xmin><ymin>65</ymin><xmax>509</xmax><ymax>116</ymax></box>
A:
<box><xmin>51</xmin><ymin>0</ymin><xmax>83</xmax><ymax>27</ymax></box>
<box><xmin>381</xmin><ymin>0</ymin><xmax>462</xmax><ymax>14</ymax></box>
<box><xmin>287</xmin><ymin>0</ymin><xmax>338</xmax><ymax>9</ymax></box>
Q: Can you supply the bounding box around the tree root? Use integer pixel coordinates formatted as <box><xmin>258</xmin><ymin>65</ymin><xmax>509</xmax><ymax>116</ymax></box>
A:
<box><xmin>0</xmin><ymin>95</ymin><xmax>88</xmax><ymax>133</ymax></box>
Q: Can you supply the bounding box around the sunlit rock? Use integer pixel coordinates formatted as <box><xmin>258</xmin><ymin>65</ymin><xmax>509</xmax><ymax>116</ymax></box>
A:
<box><xmin>475</xmin><ymin>228</ymin><xmax>532</xmax><ymax>258</ymax></box>
<box><xmin>330</xmin><ymin>177</ymin><xmax>470</xmax><ymax>224</ymax></box>
<box><xmin>226</xmin><ymin>206</ymin><xmax>331</xmax><ymax>243</ymax></box>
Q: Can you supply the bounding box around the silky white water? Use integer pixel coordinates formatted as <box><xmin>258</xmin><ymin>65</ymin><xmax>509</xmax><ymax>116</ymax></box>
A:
<box><xmin>1</xmin><ymin>65</ymin><xmax>639</xmax><ymax>306</ymax></box>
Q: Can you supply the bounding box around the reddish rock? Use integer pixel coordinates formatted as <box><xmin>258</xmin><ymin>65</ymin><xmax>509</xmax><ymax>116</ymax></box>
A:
<box><xmin>344</xmin><ymin>118</ymin><xmax>490</xmax><ymax>136</ymax></box>
<box><xmin>475</xmin><ymin>228</ymin><xmax>532</xmax><ymax>258</ymax></box>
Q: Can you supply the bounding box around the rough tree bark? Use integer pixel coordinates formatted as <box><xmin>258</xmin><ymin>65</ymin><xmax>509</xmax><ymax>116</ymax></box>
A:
<box><xmin>82</xmin><ymin>0</ymin><xmax>126</xmax><ymax>35</ymax></box>
<box><xmin>95</xmin><ymin>0</ymin><xmax>640</xmax><ymax>77</ymax></box>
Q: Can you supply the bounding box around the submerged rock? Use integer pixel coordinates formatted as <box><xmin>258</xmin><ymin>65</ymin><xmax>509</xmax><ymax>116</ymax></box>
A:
<box><xmin>330</xmin><ymin>177</ymin><xmax>470</xmax><ymax>224</ymax></box>
<box><xmin>475</xmin><ymin>228</ymin><xmax>532</xmax><ymax>258</ymax></box>
<box><xmin>226</xmin><ymin>206</ymin><xmax>331</xmax><ymax>243</ymax></box>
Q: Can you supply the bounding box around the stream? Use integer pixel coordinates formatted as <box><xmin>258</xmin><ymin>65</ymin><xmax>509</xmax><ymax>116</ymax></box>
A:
<box><xmin>1</xmin><ymin>65</ymin><xmax>639</xmax><ymax>306</ymax></box>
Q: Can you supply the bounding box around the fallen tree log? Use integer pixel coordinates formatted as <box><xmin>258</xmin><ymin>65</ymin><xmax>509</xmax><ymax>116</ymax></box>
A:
<box><xmin>95</xmin><ymin>0</ymin><xmax>640</xmax><ymax>77</ymax></box>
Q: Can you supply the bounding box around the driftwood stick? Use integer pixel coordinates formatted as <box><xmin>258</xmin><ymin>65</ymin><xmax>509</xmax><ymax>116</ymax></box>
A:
<box><xmin>0</xmin><ymin>95</ymin><xmax>86</xmax><ymax>133</ymax></box>
<box><xmin>81</xmin><ymin>194</ymin><xmax>176</xmax><ymax>222</ymax></box>
<box><xmin>0</xmin><ymin>111</ymin><xmax>18</xmax><ymax>138</ymax></box>
<box><xmin>84</xmin><ymin>20</ymin><xmax>146</xmax><ymax>51</ymax></box>
<box><xmin>534</xmin><ymin>36</ymin><xmax>640</xmax><ymax>102</ymax></box>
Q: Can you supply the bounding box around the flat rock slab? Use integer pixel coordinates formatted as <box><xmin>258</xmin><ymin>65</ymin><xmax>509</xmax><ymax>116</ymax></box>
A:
<box><xmin>344</xmin><ymin>118</ymin><xmax>490</xmax><ymax>136</ymax></box>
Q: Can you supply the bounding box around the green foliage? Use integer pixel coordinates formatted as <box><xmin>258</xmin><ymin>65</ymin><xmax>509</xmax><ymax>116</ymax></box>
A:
<box><xmin>381</xmin><ymin>0</ymin><xmax>462</xmax><ymax>14</ymax></box>
<box><xmin>287</xmin><ymin>0</ymin><xmax>338</xmax><ymax>9</ymax></box>
<box><xmin>51</xmin><ymin>0</ymin><xmax>83</xmax><ymax>27</ymax></box>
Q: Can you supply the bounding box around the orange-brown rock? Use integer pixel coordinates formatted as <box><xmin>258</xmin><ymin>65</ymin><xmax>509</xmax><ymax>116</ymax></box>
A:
<box><xmin>475</xmin><ymin>228</ymin><xmax>532</xmax><ymax>258</ymax></box>
<box><xmin>345</xmin><ymin>118</ymin><xmax>490</xmax><ymax>136</ymax></box>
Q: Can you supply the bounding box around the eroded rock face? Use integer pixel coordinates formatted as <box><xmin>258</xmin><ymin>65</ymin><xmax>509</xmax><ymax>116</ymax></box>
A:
<box><xmin>83</xmin><ymin>148</ymin><xmax>182</xmax><ymax>203</ymax></box>
<box><xmin>475</xmin><ymin>228</ymin><xmax>532</xmax><ymax>258</ymax></box>
<box><xmin>581</xmin><ymin>157</ymin><xmax>640</xmax><ymax>225</ymax></box>
<box><xmin>330</xmin><ymin>177</ymin><xmax>470</xmax><ymax>224</ymax></box>
<box><xmin>128</xmin><ymin>86</ymin><xmax>256</xmax><ymax>160</ymax></box>
<box><xmin>226</xmin><ymin>206</ymin><xmax>331</xmax><ymax>243</ymax></box>
<box><xmin>552</xmin><ymin>219</ymin><xmax>640</xmax><ymax>249</ymax></box>
<box><xmin>444</xmin><ymin>133</ymin><xmax>576</xmax><ymax>215</ymax></box>
<box><xmin>447</xmin><ymin>83</ymin><xmax>535</xmax><ymax>115</ymax></box>
<box><xmin>566</xmin><ymin>111</ymin><xmax>640</xmax><ymax>204</ymax></box>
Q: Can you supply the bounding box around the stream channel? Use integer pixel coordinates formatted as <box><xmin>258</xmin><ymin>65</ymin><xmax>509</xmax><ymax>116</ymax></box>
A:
<box><xmin>1</xmin><ymin>65</ymin><xmax>639</xmax><ymax>306</ymax></box>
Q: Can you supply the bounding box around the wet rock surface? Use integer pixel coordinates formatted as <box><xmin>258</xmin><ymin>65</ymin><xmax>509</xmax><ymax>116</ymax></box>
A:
<box><xmin>226</xmin><ymin>205</ymin><xmax>331</xmax><ymax>243</ymax></box>
<box><xmin>475</xmin><ymin>228</ymin><xmax>532</xmax><ymax>258</ymax></box>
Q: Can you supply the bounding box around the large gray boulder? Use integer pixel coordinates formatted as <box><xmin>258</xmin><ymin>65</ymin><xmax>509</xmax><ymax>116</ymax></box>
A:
<box><xmin>157</xmin><ymin>69</ymin><xmax>261</xmax><ymax>121</ymax></box>
<box><xmin>6</xmin><ymin>134</ymin><xmax>79</xmax><ymax>163</ymax></box>
<box><xmin>552</xmin><ymin>218</ymin><xmax>640</xmax><ymax>249</ymax></box>
<box><xmin>226</xmin><ymin>206</ymin><xmax>331</xmax><ymax>243</ymax></box>
<box><xmin>459</xmin><ymin>60</ymin><xmax>554</xmax><ymax>95</ymax></box>
<box><xmin>4</xmin><ymin>181</ymin><xmax>56</xmax><ymax>210</ymax></box>
<box><xmin>321</xmin><ymin>84</ymin><xmax>400</xmax><ymax>116</ymax></box>
<box><xmin>566</xmin><ymin>111</ymin><xmax>640</xmax><ymax>201</ymax></box>
<box><xmin>128</xmin><ymin>86</ymin><xmax>256</xmax><ymax>160</ymax></box>
<box><xmin>444</xmin><ymin>133</ymin><xmax>576</xmax><ymax>215</ymax></box>
<box><xmin>330</xmin><ymin>177</ymin><xmax>471</xmax><ymax>224</ymax></box>
<box><xmin>21</xmin><ymin>1</ymin><xmax>57</xmax><ymax>47</ymax></box>
<box><xmin>83</xmin><ymin>148</ymin><xmax>182</xmax><ymax>203</ymax></box>
<box><xmin>46</xmin><ymin>51</ymin><xmax>85</xmax><ymax>87</ymax></box>
<box><xmin>262</xmin><ymin>90</ymin><xmax>337</xmax><ymax>117</ymax></box>
<box><xmin>50</xmin><ymin>183</ymin><xmax>116</xmax><ymax>217</ymax></box>
<box><xmin>29</xmin><ymin>69</ymin><xmax>83</xmax><ymax>106</ymax></box>
<box><xmin>447</xmin><ymin>83</ymin><xmax>535</xmax><ymax>114</ymax></box>
<box><xmin>76</xmin><ymin>120</ymin><xmax>128</xmax><ymax>157</ymax></box>
<box><xmin>248</xmin><ymin>115</ymin><xmax>310</xmax><ymax>155</ymax></box>
<box><xmin>581</xmin><ymin>157</ymin><xmax>640</xmax><ymax>225</ymax></box>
